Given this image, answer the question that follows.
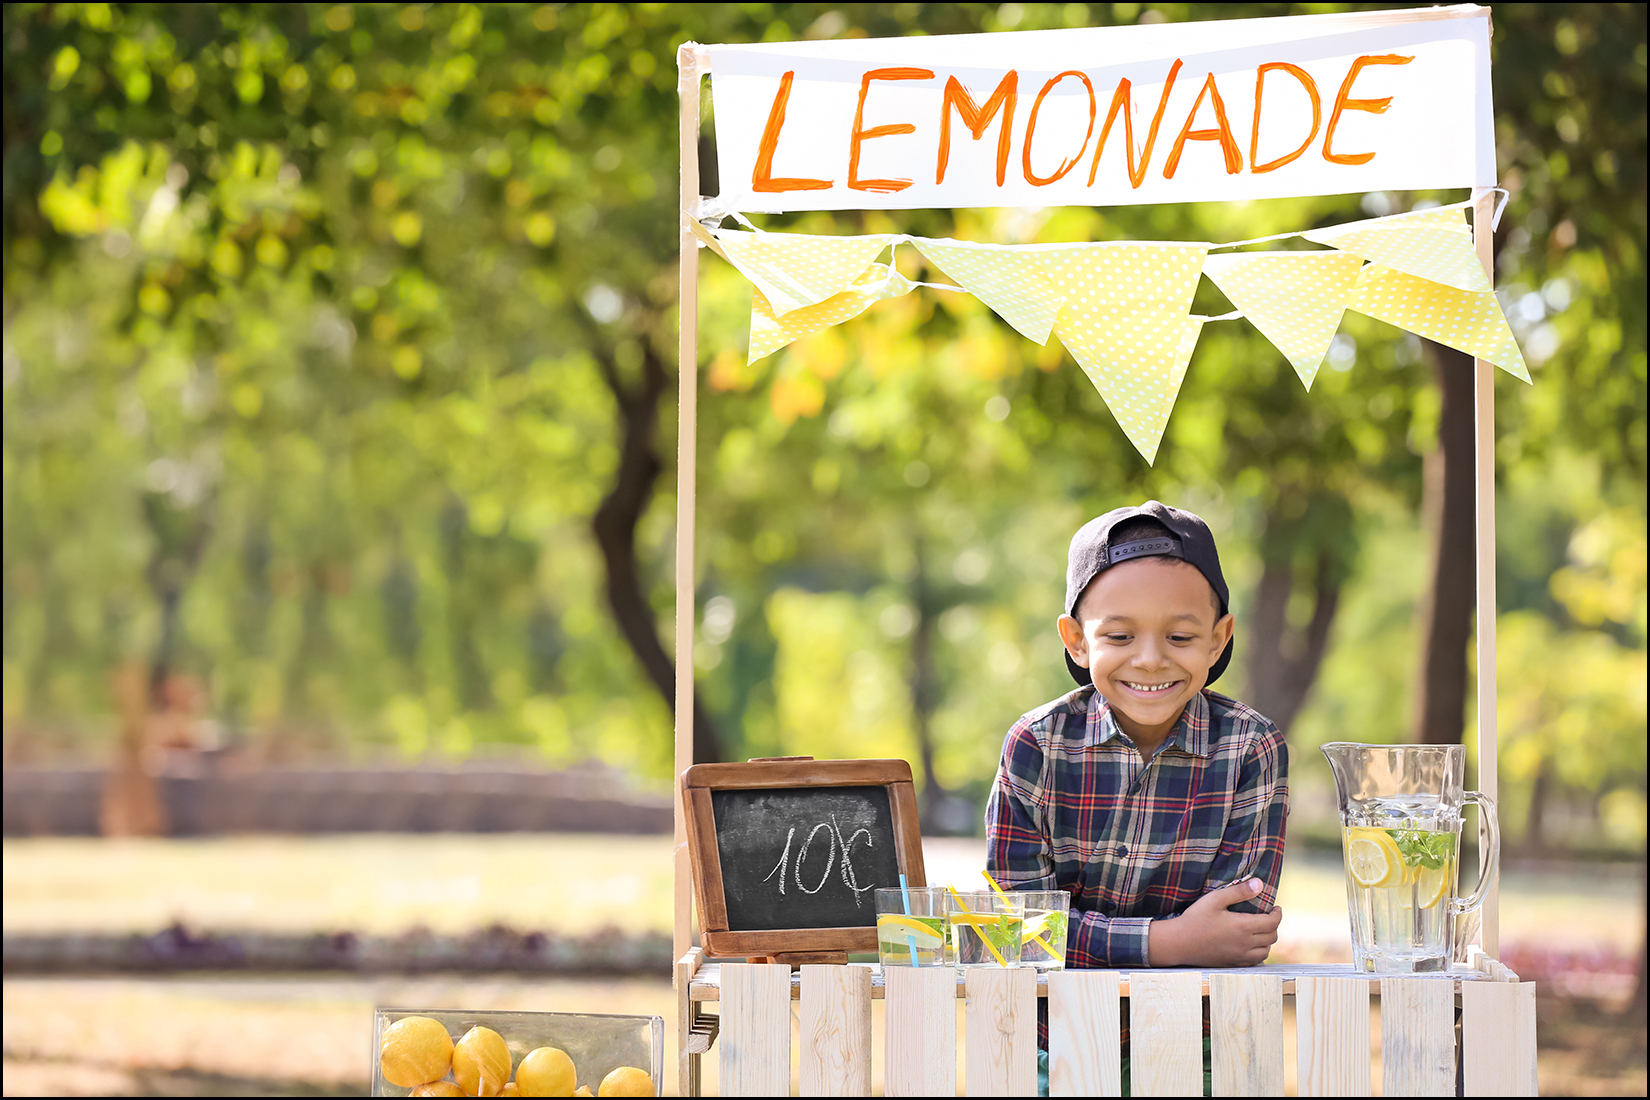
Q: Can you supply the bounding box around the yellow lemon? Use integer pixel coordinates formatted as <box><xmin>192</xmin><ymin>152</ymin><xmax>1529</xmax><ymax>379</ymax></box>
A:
<box><xmin>876</xmin><ymin>915</ymin><xmax>943</xmax><ymax>945</ymax></box>
<box><xmin>1413</xmin><ymin>861</ymin><xmax>1451</xmax><ymax>909</ymax></box>
<box><xmin>500</xmin><ymin>1085</ymin><xmax>521</xmax><ymax>1098</ymax></box>
<box><xmin>412</xmin><ymin>1083</ymin><xmax>465</xmax><ymax>1098</ymax></box>
<box><xmin>574</xmin><ymin>1089</ymin><xmax>593</xmax><ymax>1098</ymax></box>
<box><xmin>597</xmin><ymin>1066</ymin><xmax>654</xmax><ymax>1097</ymax></box>
<box><xmin>1344</xmin><ymin>827</ymin><xmax>1405</xmax><ymax>889</ymax></box>
<box><xmin>453</xmin><ymin>1026</ymin><xmax>513</xmax><ymax>1097</ymax></box>
<box><xmin>380</xmin><ymin>1016</ymin><xmax>454</xmax><ymax>1088</ymax></box>
<box><xmin>515</xmin><ymin>1046</ymin><xmax>576</xmax><ymax>1097</ymax></box>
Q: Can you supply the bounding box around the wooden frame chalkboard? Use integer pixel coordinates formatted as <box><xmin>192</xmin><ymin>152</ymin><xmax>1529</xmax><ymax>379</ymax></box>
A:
<box><xmin>680</xmin><ymin>757</ymin><xmax>926</xmax><ymax>960</ymax></box>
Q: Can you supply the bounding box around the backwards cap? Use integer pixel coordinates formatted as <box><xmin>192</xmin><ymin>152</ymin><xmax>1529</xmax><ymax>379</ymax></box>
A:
<box><xmin>1063</xmin><ymin>500</ymin><xmax>1233</xmax><ymax>687</ymax></box>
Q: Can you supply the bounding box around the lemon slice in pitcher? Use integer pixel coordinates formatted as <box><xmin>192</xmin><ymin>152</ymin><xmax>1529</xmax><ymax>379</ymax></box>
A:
<box><xmin>1345</xmin><ymin>828</ymin><xmax>1406</xmax><ymax>888</ymax></box>
<box><xmin>1413</xmin><ymin>862</ymin><xmax>1451</xmax><ymax>909</ymax></box>
<box><xmin>878</xmin><ymin>914</ymin><xmax>943</xmax><ymax>945</ymax></box>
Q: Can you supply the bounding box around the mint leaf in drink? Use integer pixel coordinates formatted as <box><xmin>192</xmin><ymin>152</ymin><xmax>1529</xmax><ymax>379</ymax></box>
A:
<box><xmin>1391</xmin><ymin>829</ymin><xmax>1456</xmax><ymax>870</ymax></box>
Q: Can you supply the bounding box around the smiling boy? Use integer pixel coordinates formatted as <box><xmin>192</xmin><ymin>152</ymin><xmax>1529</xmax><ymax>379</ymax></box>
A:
<box><xmin>986</xmin><ymin>502</ymin><xmax>1287</xmax><ymax>1086</ymax></box>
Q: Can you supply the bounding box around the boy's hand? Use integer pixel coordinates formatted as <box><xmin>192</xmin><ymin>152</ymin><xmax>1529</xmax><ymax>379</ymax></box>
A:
<box><xmin>1147</xmin><ymin>878</ymin><xmax>1282</xmax><ymax>967</ymax></box>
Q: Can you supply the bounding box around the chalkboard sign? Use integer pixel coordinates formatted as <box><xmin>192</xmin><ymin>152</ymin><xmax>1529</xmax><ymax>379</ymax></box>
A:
<box><xmin>680</xmin><ymin>758</ymin><xmax>925</xmax><ymax>960</ymax></box>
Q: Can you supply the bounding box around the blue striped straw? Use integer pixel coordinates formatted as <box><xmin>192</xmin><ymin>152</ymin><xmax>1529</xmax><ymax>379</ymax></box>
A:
<box><xmin>898</xmin><ymin>873</ymin><xmax>919</xmax><ymax>966</ymax></box>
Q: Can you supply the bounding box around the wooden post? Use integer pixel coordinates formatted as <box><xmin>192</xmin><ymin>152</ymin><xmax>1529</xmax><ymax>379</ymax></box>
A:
<box><xmin>1209</xmin><ymin>973</ymin><xmax>1284</xmax><ymax>1096</ymax></box>
<box><xmin>800</xmin><ymin>964</ymin><xmax>872</xmax><ymax>1096</ymax></box>
<box><xmin>1379</xmin><ymin>977</ymin><xmax>1455</xmax><ymax>1096</ymax></box>
<box><xmin>1129</xmin><ymin>972</ymin><xmax>1203</xmax><ymax>1097</ymax></box>
<box><xmin>884</xmin><ymin>966</ymin><xmax>958</xmax><ymax>1097</ymax></box>
<box><xmin>1471</xmin><ymin>188</ymin><xmax>1499</xmax><ymax>958</ymax></box>
<box><xmin>1047</xmin><ymin>970</ymin><xmax>1122</xmax><ymax>1096</ymax></box>
<box><xmin>720</xmin><ymin>963</ymin><xmax>794</xmax><ymax>1096</ymax></box>
<box><xmin>964</xmin><ymin>967</ymin><xmax>1038</xmax><ymax>1096</ymax></box>
<box><xmin>674</xmin><ymin>41</ymin><xmax>706</xmax><ymax>979</ymax></box>
<box><xmin>1294</xmin><ymin>976</ymin><xmax>1371</xmax><ymax>1097</ymax></box>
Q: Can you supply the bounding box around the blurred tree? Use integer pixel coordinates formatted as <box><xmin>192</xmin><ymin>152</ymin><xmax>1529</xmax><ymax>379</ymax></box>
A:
<box><xmin>0</xmin><ymin>4</ymin><xmax>1642</xmax><ymax>901</ymax></box>
<box><xmin>1414</xmin><ymin>3</ymin><xmax>1647</xmax><ymax>746</ymax></box>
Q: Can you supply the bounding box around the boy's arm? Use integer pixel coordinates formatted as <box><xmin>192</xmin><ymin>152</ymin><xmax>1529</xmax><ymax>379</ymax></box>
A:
<box><xmin>1146</xmin><ymin>723</ymin><xmax>1289</xmax><ymax>966</ymax></box>
<box><xmin>986</xmin><ymin>719</ymin><xmax>1156</xmax><ymax>967</ymax></box>
<box><xmin>1205</xmin><ymin>725</ymin><xmax>1289</xmax><ymax>915</ymax></box>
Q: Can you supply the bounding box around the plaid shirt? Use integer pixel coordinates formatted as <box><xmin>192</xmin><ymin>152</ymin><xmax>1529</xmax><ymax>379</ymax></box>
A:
<box><xmin>985</xmin><ymin>684</ymin><xmax>1288</xmax><ymax>971</ymax></box>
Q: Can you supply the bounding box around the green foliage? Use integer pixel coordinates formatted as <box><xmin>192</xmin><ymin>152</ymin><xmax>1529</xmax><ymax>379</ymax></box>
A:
<box><xmin>1</xmin><ymin>4</ymin><xmax>1644</xmax><ymax>852</ymax></box>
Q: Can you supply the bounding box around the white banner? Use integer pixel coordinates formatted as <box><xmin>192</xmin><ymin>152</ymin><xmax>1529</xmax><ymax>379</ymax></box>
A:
<box><xmin>707</xmin><ymin>5</ymin><xmax>1493</xmax><ymax>211</ymax></box>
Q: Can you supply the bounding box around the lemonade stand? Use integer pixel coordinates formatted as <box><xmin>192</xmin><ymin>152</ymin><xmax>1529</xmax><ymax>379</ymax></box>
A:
<box><xmin>669</xmin><ymin>6</ymin><xmax>1536</xmax><ymax>1096</ymax></box>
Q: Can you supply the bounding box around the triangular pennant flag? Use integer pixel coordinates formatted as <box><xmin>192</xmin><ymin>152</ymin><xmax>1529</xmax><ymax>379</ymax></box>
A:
<box><xmin>1345</xmin><ymin>264</ymin><xmax>1530</xmax><ymax>382</ymax></box>
<box><xmin>1051</xmin><ymin>243</ymin><xmax>1209</xmax><ymax>463</ymax></box>
<box><xmin>1203</xmin><ymin>251</ymin><xmax>1365</xmax><ymax>390</ymax></box>
<box><xmin>911</xmin><ymin>238</ymin><xmax>1066</xmax><ymax>345</ymax></box>
<box><xmin>1302</xmin><ymin>206</ymin><xmax>1490</xmax><ymax>294</ymax></box>
<box><xmin>1168</xmin><ymin>315</ymin><xmax>1206</xmax><ymax>405</ymax></box>
<box><xmin>713</xmin><ymin>229</ymin><xmax>893</xmax><ymax>317</ymax></box>
<box><xmin>747</xmin><ymin>262</ymin><xmax>914</xmax><ymax>363</ymax></box>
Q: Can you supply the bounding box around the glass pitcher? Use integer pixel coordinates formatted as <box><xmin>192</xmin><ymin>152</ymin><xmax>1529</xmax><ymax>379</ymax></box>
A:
<box><xmin>1320</xmin><ymin>742</ymin><xmax>1499</xmax><ymax>973</ymax></box>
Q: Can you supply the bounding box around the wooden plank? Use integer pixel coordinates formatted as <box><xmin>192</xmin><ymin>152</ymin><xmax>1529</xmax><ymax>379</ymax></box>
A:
<box><xmin>1295</xmin><ymin>976</ymin><xmax>1371</xmax><ymax>1097</ymax></box>
<box><xmin>1129</xmin><ymin>971</ymin><xmax>1203</xmax><ymax>1097</ymax></box>
<box><xmin>885</xmin><ymin>780</ymin><xmax>928</xmax><ymax>885</ymax></box>
<box><xmin>686</xmin><ymin>962</ymin><xmax>1492</xmax><ymax>1001</ymax></box>
<box><xmin>682</xmin><ymin>758</ymin><xmax>916</xmax><ymax>789</ymax></box>
<box><xmin>885</xmin><ymin>965</ymin><xmax>957</xmax><ymax>1097</ymax></box>
<box><xmin>1470</xmin><ymin>186</ymin><xmax>1500</xmax><ymax>958</ymax></box>
<box><xmin>965</xmin><ymin>967</ymin><xmax>1038</xmax><ymax>1097</ymax></box>
<box><xmin>1048</xmin><ymin>970</ymin><xmax>1121</xmax><ymax>1097</ymax></box>
<box><xmin>672</xmin><ymin>40</ymin><xmax>703</xmax><ymax>977</ymax></box>
<box><xmin>801</xmin><ymin>964</ymin><xmax>871</xmax><ymax>1097</ymax></box>
<box><xmin>1380</xmin><ymin>978</ymin><xmax>1455</xmax><ymax>1097</ymax></box>
<box><xmin>1461</xmin><ymin>981</ymin><xmax>1537</xmax><ymax>1096</ymax></box>
<box><xmin>677</xmin><ymin>948</ymin><xmax>705</xmax><ymax>1097</ymax></box>
<box><xmin>1210</xmin><ymin>973</ymin><xmax>1284</xmax><ymax>1097</ymax></box>
<box><xmin>720</xmin><ymin>963</ymin><xmax>792</xmax><ymax>1096</ymax></box>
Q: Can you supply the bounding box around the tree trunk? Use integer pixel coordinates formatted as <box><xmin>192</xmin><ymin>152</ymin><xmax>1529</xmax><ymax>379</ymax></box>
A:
<box><xmin>591</xmin><ymin>337</ymin><xmax>723</xmax><ymax>764</ymax></box>
<box><xmin>1412</xmin><ymin>341</ymin><xmax>1478</xmax><ymax>745</ymax></box>
<box><xmin>99</xmin><ymin>662</ymin><xmax>166</xmax><ymax>837</ymax></box>
<box><xmin>1244</xmin><ymin>504</ymin><xmax>1345</xmax><ymax>735</ymax></box>
<box><xmin>1522</xmin><ymin>752</ymin><xmax>1551</xmax><ymax>857</ymax></box>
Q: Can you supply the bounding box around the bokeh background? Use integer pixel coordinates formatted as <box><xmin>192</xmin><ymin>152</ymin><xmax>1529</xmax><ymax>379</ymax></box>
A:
<box><xmin>2</xmin><ymin>2</ymin><xmax>1644</xmax><ymax>1095</ymax></box>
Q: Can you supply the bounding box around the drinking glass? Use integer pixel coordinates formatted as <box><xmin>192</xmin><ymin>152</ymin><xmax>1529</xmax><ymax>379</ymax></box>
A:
<box><xmin>1016</xmin><ymin>891</ymin><xmax>1070</xmax><ymax>971</ymax></box>
<box><xmin>947</xmin><ymin>891</ymin><xmax>1023</xmax><ymax>968</ymax></box>
<box><xmin>874</xmin><ymin>886</ymin><xmax>949</xmax><ymax>967</ymax></box>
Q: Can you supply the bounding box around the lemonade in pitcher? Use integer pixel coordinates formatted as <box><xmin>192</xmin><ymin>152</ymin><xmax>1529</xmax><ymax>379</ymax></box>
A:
<box><xmin>1342</xmin><ymin>815</ymin><xmax>1458</xmax><ymax>970</ymax></box>
<box><xmin>1323</xmin><ymin>744</ymin><xmax>1497</xmax><ymax>974</ymax></box>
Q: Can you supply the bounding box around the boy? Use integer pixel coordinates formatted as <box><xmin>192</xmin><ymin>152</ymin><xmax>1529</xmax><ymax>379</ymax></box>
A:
<box><xmin>986</xmin><ymin>501</ymin><xmax>1287</xmax><ymax>1092</ymax></box>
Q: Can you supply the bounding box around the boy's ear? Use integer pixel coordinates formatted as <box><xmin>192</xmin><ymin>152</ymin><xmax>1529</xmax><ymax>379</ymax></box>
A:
<box><xmin>1057</xmin><ymin>614</ymin><xmax>1087</xmax><ymax>661</ymax></box>
<box><xmin>1212</xmin><ymin>611</ymin><xmax>1235</xmax><ymax>654</ymax></box>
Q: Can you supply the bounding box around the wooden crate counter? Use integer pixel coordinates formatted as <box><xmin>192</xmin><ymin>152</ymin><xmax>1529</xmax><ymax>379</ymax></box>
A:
<box><xmin>675</xmin><ymin>948</ymin><xmax>1536</xmax><ymax>1097</ymax></box>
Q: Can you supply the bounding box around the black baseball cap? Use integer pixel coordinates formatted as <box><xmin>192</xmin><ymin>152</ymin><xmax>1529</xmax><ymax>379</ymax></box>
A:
<box><xmin>1062</xmin><ymin>500</ymin><xmax>1233</xmax><ymax>687</ymax></box>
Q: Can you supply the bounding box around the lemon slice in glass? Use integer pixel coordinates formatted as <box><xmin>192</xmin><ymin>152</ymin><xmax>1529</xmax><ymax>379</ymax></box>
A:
<box><xmin>877</xmin><ymin>914</ymin><xmax>943</xmax><ymax>945</ymax></box>
<box><xmin>1345</xmin><ymin>827</ymin><xmax>1406</xmax><ymax>888</ymax></box>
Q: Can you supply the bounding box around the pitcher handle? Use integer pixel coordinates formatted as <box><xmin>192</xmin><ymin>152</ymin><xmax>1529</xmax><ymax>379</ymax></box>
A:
<box><xmin>1450</xmin><ymin>790</ymin><xmax>1500</xmax><ymax>918</ymax></box>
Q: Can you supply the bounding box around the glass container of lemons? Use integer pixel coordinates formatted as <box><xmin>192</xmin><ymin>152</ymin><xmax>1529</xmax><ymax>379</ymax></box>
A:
<box><xmin>374</xmin><ymin>1009</ymin><xmax>662</xmax><ymax>1096</ymax></box>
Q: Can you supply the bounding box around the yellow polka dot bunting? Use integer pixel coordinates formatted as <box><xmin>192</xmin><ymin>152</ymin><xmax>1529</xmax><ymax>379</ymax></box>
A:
<box><xmin>1302</xmin><ymin>206</ymin><xmax>1490</xmax><ymax>294</ymax></box>
<box><xmin>1202</xmin><ymin>251</ymin><xmax>1366</xmax><ymax>390</ymax></box>
<box><xmin>1345</xmin><ymin>263</ymin><xmax>1530</xmax><ymax>382</ymax></box>
<box><xmin>910</xmin><ymin>239</ymin><xmax>1066</xmax><ymax>345</ymax></box>
<box><xmin>1049</xmin><ymin>243</ymin><xmax>1209</xmax><ymax>464</ymax></box>
<box><xmin>748</xmin><ymin>262</ymin><xmax>915</xmax><ymax>363</ymax></box>
<box><xmin>713</xmin><ymin>229</ymin><xmax>893</xmax><ymax>318</ymax></box>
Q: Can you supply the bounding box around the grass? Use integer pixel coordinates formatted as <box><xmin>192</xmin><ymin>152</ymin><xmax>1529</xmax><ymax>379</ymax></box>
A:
<box><xmin>1</xmin><ymin>835</ymin><xmax>674</xmax><ymax>937</ymax></box>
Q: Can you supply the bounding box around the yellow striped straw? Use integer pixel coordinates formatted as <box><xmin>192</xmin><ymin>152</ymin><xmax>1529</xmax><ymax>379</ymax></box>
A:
<box><xmin>946</xmin><ymin>884</ymin><xmax>1009</xmax><ymax>968</ymax></box>
<box><xmin>980</xmin><ymin>871</ymin><xmax>1056</xmax><ymax>957</ymax></box>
